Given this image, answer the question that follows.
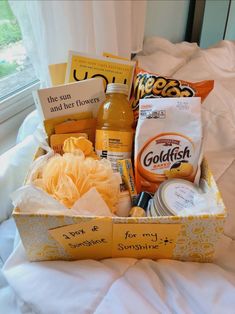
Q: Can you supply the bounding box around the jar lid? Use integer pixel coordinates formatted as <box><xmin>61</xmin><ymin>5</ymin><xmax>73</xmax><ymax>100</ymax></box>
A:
<box><xmin>151</xmin><ymin>193</ymin><xmax>169</xmax><ymax>216</ymax></box>
<box><xmin>147</xmin><ymin>199</ymin><xmax>159</xmax><ymax>217</ymax></box>
<box><xmin>154</xmin><ymin>179</ymin><xmax>205</xmax><ymax>216</ymax></box>
<box><xmin>106</xmin><ymin>83</ymin><xmax>128</xmax><ymax>95</ymax></box>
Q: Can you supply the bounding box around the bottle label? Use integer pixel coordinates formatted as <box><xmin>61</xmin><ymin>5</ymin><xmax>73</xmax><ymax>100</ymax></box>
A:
<box><xmin>95</xmin><ymin>129</ymin><xmax>133</xmax><ymax>171</ymax></box>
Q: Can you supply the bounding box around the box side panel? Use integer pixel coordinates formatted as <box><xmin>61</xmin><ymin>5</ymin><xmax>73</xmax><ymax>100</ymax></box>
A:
<box><xmin>13</xmin><ymin>158</ymin><xmax>226</xmax><ymax>262</ymax></box>
<box><xmin>13</xmin><ymin>213</ymin><xmax>226</xmax><ymax>263</ymax></box>
<box><xmin>173</xmin><ymin>215</ymin><xmax>225</xmax><ymax>262</ymax></box>
<box><xmin>13</xmin><ymin>214</ymin><xmax>112</xmax><ymax>261</ymax></box>
<box><xmin>201</xmin><ymin>158</ymin><xmax>227</xmax><ymax>213</ymax></box>
<box><xmin>111</xmin><ymin>216</ymin><xmax>225</xmax><ymax>262</ymax></box>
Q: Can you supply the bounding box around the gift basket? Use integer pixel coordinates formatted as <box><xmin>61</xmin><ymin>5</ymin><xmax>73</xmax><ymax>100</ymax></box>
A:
<box><xmin>12</xmin><ymin>51</ymin><xmax>226</xmax><ymax>262</ymax></box>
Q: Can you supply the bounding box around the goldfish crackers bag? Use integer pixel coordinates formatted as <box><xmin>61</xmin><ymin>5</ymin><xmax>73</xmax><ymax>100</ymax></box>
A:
<box><xmin>135</xmin><ymin>97</ymin><xmax>202</xmax><ymax>194</ymax></box>
<box><xmin>131</xmin><ymin>68</ymin><xmax>214</xmax><ymax>122</ymax></box>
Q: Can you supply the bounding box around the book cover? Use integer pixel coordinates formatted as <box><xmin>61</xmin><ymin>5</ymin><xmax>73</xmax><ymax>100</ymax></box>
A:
<box><xmin>48</xmin><ymin>53</ymin><xmax>128</xmax><ymax>86</ymax></box>
<box><xmin>33</xmin><ymin>78</ymin><xmax>105</xmax><ymax>120</ymax></box>
<box><xmin>65</xmin><ymin>51</ymin><xmax>136</xmax><ymax>99</ymax></box>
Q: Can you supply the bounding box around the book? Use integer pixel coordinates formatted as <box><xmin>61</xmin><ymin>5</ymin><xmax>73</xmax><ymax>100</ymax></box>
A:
<box><xmin>33</xmin><ymin>78</ymin><xmax>105</xmax><ymax>120</ymax></box>
<box><xmin>48</xmin><ymin>53</ymin><xmax>129</xmax><ymax>86</ymax></box>
<box><xmin>65</xmin><ymin>51</ymin><xmax>136</xmax><ymax>99</ymax></box>
<box><xmin>49</xmin><ymin>63</ymin><xmax>67</xmax><ymax>86</ymax></box>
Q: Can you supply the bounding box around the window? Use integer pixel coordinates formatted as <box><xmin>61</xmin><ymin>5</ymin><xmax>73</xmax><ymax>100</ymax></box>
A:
<box><xmin>0</xmin><ymin>0</ymin><xmax>39</xmax><ymax>154</ymax></box>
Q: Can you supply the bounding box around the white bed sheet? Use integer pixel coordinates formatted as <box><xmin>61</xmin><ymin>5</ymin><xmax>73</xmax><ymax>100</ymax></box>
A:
<box><xmin>1</xmin><ymin>37</ymin><xmax>235</xmax><ymax>313</ymax></box>
<box><xmin>2</xmin><ymin>236</ymin><xmax>235</xmax><ymax>314</ymax></box>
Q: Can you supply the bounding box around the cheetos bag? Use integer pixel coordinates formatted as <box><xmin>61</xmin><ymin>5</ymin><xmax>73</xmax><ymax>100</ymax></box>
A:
<box><xmin>131</xmin><ymin>67</ymin><xmax>214</xmax><ymax>123</ymax></box>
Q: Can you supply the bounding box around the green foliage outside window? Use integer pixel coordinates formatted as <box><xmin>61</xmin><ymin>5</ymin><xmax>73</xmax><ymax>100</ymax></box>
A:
<box><xmin>0</xmin><ymin>0</ymin><xmax>23</xmax><ymax>78</ymax></box>
<box><xmin>0</xmin><ymin>0</ymin><xmax>22</xmax><ymax>48</ymax></box>
<box><xmin>0</xmin><ymin>61</ymin><xmax>17</xmax><ymax>77</ymax></box>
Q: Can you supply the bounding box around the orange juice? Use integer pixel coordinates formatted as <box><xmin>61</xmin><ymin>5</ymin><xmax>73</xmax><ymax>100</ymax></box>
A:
<box><xmin>95</xmin><ymin>83</ymin><xmax>134</xmax><ymax>171</ymax></box>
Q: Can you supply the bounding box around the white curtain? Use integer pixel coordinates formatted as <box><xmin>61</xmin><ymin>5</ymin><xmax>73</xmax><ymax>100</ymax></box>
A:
<box><xmin>9</xmin><ymin>0</ymin><xmax>146</xmax><ymax>85</ymax></box>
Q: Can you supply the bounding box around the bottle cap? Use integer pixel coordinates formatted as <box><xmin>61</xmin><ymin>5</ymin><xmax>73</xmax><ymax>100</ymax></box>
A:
<box><xmin>106</xmin><ymin>83</ymin><xmax>128</xmax><ymax>95</ymax></box>
<box><xmin>136</xmin><ymin>192</ymin><xmax>152</xmax><ymax>211</ymax></box>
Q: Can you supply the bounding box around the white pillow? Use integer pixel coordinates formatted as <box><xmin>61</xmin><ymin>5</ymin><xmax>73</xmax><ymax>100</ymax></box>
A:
<box><xmin>135</xmin><ymin>51</ymin><xmax>186</xmax><ymax>77</ymax></box>
<box><xmin>0</xmin><ymin>136</ymin><xmax>37</xmax><ymax>223</ymax></box>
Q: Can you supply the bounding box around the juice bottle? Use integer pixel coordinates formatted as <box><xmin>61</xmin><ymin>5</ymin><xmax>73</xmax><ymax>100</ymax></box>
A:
<box><xmin>95</xmin><ymin>83</ymin><xmax>134</xmax><ymax>171</ymax></box>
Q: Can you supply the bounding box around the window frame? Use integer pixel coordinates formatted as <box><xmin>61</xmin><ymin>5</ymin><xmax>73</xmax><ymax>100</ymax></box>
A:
<box><xmin>0</xmin><ymin>79</ymin><xmax>40</xmax><ymax>125</ymax></box>
<box><xmin>0</xmin><ymin>79</ymin><xmax>40</xmax><ymax>154</ymax></box>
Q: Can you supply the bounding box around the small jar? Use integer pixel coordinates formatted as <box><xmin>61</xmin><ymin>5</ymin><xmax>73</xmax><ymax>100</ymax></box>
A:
<box><xmin>150</xmin><ymin>179</ymin><xmax>207</xmax><ymax>217</ymax></box>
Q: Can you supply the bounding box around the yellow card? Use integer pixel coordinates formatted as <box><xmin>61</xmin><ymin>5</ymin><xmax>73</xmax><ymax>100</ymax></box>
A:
<box><xmin>49</xmin><ymin>63</ymin><xmax>67</xmax><ymax>86</ymax></box>
<box><xmin>44</xmin><ymin>111</ymin><xmax>93</xmax><ymax>138</ymax></box>
<box><xmin>102</xmin><ymin>52</ymin><xmax>129</xmax><ymax>61</ymax></box>
<box><xmin>49</xmin><ymin>218</ymin><xmax>112</xmax><ymax>260</ymax></box>
<box><xmin>112</xmin><ymin>223</ymin><xmax>181</xmax><ymax>259</ymax></box>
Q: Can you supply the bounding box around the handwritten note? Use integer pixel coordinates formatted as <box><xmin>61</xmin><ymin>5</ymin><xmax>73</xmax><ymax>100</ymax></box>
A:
<box><xmin>112</xmin><ymin>223</ymin><xmax>181</xmax><ymax>259</ymax></box>
<box><xmin>49</xmin><ymin>218</ymin><xmax>112</xmax><ymax>259</ymax></box>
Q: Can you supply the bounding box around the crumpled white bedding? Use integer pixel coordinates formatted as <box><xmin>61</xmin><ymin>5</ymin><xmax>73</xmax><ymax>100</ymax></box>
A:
<box><xmin>2</xmin><ymin>236</ymin><xmax>235</xmax><ymax>314</ymax></box>
<box><xmin>1</xmin><ymin>37</ymin><xmax>235</xmax><ymax>314</ymax></box>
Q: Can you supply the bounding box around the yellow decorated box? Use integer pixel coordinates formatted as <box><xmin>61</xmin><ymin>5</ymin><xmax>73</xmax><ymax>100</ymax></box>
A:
<box><xmin>13</xmin><ymin>158</ymin><xmax>226</xmax><ymax>263</ymax></box>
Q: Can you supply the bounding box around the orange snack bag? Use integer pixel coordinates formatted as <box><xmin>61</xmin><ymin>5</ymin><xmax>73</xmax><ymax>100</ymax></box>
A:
<box><xmin>135</xmin><ymin>97</ymin><xmax>202</xmax><ymax>194</ymax></box>
<box><xmin>131</xmin><ymin>67</ymin><xmax>214</xmax><ymax>122</ymax></box>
